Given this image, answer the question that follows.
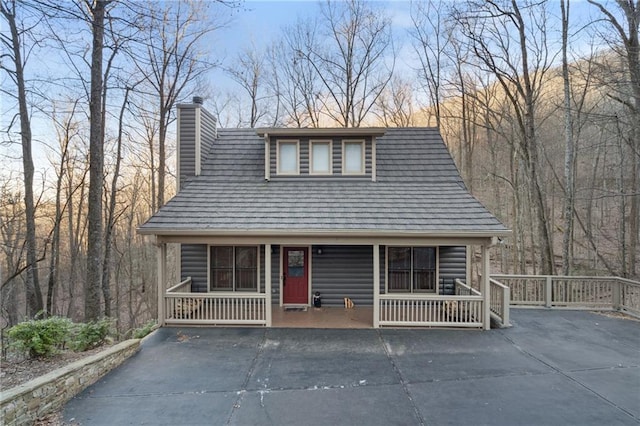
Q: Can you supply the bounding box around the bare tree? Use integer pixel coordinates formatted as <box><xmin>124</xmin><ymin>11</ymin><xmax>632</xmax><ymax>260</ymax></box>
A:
<box><xmin>373</xmin><ymin>75</ymin><xmax>417</xmax><ymax>127</ymax></box>
<box><xmin>587</xmin><ymin>0</ymin><xmax>640</xmax><ymax>276</ymax></box>
<box><xmin>85</xmin><ymin>0</ymin><xmax>110</xmax><ymax>321</ymax></box>
<box><xmin>295</xmin><ymin>0</ymin><xmax>395</xmax><ymax>127</ymax></box>
<box><xmin>409</xmin><ymin>0</ymin><xmax>451</xmax><ymax>128</ymax></box>
<box><xmin>454</xmin><ymin>0</ymin><xmax>556</xmax><ymax>274</ymax></box>
<box><xmin>133</xmin><ymin>0</ymin><xmax>217</xmax><ymax>210</ymax></box>
<box><xmin>273</xmin><ymin>19</ymin><xmax>324</xmax><ymax>127</ymax></box>
<box><xmin>1</xmin><ymin>0</ymin><xmax>45</xmax><ymax>316</ymax></box>
<box><xmin>226</xmin><ymin>45</ymin><xmax>268</xmax><ymax>127</ymax></box>
<box><xmin>560</xmin><ymin>0</ymin><xmax>576</xmax><ymax>275</ymax></box>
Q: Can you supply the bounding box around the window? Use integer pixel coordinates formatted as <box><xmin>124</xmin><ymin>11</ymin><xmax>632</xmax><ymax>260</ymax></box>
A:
<box><xmin>343</xmin><ymin>140</ymin><xmax>365</xmax><ymax>174</ymax></box>
<box><xmin>210</xmin><ymin>246</ymin><xmax>258</xmax><ymax>291</ymax></box>
<box><xmin>277</xmin><ymin>141</ymin><xmax>299</xmax><ymax>175</ymax></box>
<box><xmin>387</xmin><ymin>247</ymin><xmax>436</xmax><ymax>293</ymax></box>
<box><xmin>310</xmin><ymin>141</ymin><xmax>332</xmax><ymax>175</ymax></box>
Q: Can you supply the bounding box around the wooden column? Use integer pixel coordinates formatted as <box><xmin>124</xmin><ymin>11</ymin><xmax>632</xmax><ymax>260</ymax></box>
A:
<box><xmin>157</xmin><ymin>242</ymin><xmax>167</xmax><ymax>327</ymax></box>
<box><xmin>481</xmin><ymin>243</ymin><xmax>491</xmax><ymax>330</ymax></box>
<box><xmin>373</xmin><ymin>244</ymin><xmax>380</xmax><ymax>328</ymax></box>
<box><xmin>265</xmin><ymin>244</ymin><xmax>272</xmax><ymax>327</ymax></box>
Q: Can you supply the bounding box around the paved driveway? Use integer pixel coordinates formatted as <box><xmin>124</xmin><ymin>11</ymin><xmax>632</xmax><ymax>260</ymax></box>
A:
<box><xmin>64</xmin><ymin>310</ymin><xmax>640</xmax><ymax>425</ymax></box>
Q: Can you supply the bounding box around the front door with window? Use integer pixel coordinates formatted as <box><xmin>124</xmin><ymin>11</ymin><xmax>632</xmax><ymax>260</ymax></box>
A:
<box><xmin>283</xmin><ymin>247</ymin><xmax>308</xmax><ymax>304</ymax></box>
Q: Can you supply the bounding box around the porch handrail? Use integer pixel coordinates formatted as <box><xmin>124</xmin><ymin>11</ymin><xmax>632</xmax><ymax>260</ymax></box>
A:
<box><xmin>490</xmin><ymin>274</ymin><xmax>640</xmax><ymax>319</ymax></box>
<box><xmin>379</xmin><ymin>294</ymin><xmax>482</xmax><ymax>301</ymax></box>
<box><xmin>454</xmin><ymin>278</ymin><xmax>482</xmax><ymax>296</ymax></box>
<box><xmin>166</xmin><ymin>277</ymin><xmax>192</xmax><ymax>293</ymax></box>
<box><xmin>489</xmin><ymin>278</ymin><xmax>510</xmax><ymax>327</ymax></box>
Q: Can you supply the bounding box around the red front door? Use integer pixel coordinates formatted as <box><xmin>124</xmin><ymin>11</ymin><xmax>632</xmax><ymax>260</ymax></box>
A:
<box><xmin>283</xmin><ymin>247</ymin><xmax>308</xmax><ymax>304</ymax></box>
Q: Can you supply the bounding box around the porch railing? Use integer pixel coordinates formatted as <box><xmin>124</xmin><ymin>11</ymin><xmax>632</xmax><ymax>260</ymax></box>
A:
<box><xmin>164</xmin><ymin>277</ymin><xmax>267</xmax><ymax>326</ymax></box>
<box><xmin>378</xmin><ymin>293</ymin><xmax>484</xmax><ymax>328</ymax></box>
<box><xmin>454</xmin><ymin>278</ymin><xmax>510</xmax><ymax>328</ymax></box>
<box><xmin>491</xmin><ymin>275</ymin><xmax>640</xmax><ymax>319</ymax></box>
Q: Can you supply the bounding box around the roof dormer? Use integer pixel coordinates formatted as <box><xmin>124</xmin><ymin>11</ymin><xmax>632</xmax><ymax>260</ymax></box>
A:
<box><xmin>256</xmin><ymin>128</ymin><xmax>386</xmax><ymax>182</ymax></box>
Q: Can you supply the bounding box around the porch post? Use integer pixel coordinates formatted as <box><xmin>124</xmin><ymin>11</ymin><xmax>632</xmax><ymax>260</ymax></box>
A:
<box><xmin>373</xmin><ymin>244</ymin><xmax>380</xmax><ymax>328</ymax></box>
<box><xmin>265</xmin><ymin>244</ymin><xmax>272</xmax><ymax>327</ymax></box>
<box><xmin>481</xmin><ymin>243</ymin><xmax>491</xmax><ymax>330</ymax></box>
<box><xmin>157</xmin><ymin>242</ymin><xmax>167</xmax><ymax>327</ymax></box>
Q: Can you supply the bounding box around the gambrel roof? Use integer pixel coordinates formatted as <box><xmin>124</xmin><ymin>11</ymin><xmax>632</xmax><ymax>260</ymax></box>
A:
<box><xmin>139</xmin><ymin>128</ymin><xmax>509</xmax><ymax>237</ymax></box>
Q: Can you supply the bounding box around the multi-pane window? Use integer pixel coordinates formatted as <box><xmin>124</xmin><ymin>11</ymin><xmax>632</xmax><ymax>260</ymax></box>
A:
<box><xmin>210</xmin><ymin>246</ymin><xmax>258</xmax><ymax>291</ymax></box>
<box><xmin>343</xmin><ymin>141</ymin><xmax>364</xmax><ymax>174</ymax></box>
<box><xmin>277</xmin><ymin>141</ymin><xmax>299</xmax><ymax>175</ymax></box>
<box><xmin>310</xmin><ymin>141</ymin><xmax>332</xmax><ymax>174</ymax></box>
<box><xmin>387</xmin><ymin>247</ymin><xmax>436</xmax><ymax>293</ymax></box>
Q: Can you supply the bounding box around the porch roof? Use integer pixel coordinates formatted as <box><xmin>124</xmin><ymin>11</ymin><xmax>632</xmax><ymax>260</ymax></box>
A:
<box><xmin>139</xmin><ymin>180</ymin><xmax>509</xmax><ymax>237</ymax></box>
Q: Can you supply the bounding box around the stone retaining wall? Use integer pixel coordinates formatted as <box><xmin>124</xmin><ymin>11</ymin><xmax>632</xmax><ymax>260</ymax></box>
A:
<box><xmin>0</xmin><ymin>339</ymin><xmax>140</xmax><ymax>426</ymax></box>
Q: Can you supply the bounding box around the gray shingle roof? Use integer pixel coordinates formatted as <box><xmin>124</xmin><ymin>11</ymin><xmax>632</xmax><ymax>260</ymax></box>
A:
<box><xmin>139</xmin><ymin>128</ymin><xmax>509</xmax><ymax>236</ymax></box>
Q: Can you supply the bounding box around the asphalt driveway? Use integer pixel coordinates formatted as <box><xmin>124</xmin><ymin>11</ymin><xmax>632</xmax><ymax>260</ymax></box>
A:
<box><xmin>64</xmin><ymin>310</ymin><xmax>640</xmax><ymax>425</ymax></box>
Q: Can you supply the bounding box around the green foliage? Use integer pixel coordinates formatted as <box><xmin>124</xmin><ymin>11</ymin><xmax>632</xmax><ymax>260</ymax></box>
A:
<box><xmin>7</xmin><ymin>316</ymin><xmax>72</xmax><ymax>358</ymax></box>
<box><xmin>132</xmin><ymin>320</ymin><xmax>157</xmax><ymax>339</ymax></box>
<box><xmin>71</xmin><ymin>318</ymin><xmax>114</xmax><ymax>352</ymax></box>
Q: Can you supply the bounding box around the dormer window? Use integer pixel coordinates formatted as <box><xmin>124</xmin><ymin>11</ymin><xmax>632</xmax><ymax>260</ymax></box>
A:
<box><xmin>343</xmin><ymin>140</ymin><xmax>365</xmax><ymax>175</ymax></box>
<box><xmin>258</xmin><ymin>128</ymin><xmax>385</xmax><ymax>180</ymax></box>
<box><xmin>310</xmin><ymin>140</ymin><xmax>332</xmax><ymax>175</ymax></box>
<box><xmin>277</xmin><ymin>140</ymin><xmax>299</xmax><ymax>175</ymax></box>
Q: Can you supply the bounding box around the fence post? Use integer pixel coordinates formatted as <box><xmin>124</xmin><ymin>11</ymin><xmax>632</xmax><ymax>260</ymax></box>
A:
<box><xmin>545</xmin><ymin>276</ymin><xmax>552</xmax><ymax>308</ymax></box>
<box><xmin>612</xmin><ymin>279</ymin><xmax>621</xmax><ymax>311</ymax></box>
<box><xmin>502</xmin><ymin>285</ymin><xmax>510</xmax><ymax>326</ymax></box>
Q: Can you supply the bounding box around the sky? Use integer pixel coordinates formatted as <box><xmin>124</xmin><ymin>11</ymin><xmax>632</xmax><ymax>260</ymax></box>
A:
<box><xmin>205</xmin><ymin>0</ymin><xmax>415</xmax><ymax>98</ymax></box>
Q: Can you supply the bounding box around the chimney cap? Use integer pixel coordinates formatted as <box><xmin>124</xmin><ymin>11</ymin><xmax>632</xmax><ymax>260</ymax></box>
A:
<box><xmin>193</xmin><ymin>96</ymin><xmax>203</xmax><ymax>105</ymax></box>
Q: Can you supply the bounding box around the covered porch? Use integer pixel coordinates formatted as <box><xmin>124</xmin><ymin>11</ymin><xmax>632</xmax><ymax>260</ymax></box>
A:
<box><xmin>155</xmin><ymin>235</ymin><xmax>501</xmax><ymax>330</ymax></box>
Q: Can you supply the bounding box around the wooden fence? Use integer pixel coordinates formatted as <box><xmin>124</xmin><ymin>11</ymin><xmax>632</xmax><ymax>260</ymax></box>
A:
<box><xmin>490</xmin><ymin>275</ymin><xmax>640</xmax><ymax>319</ymax></box>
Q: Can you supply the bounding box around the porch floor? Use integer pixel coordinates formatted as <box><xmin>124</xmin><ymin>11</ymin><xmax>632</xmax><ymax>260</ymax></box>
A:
<box><xmin>272</xmin><ymin>306</ymin><xmax>373</xmax><ymax>328</ymax></box>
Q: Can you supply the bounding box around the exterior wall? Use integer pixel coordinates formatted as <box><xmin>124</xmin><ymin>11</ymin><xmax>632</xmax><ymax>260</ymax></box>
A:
<box><xmin>439</xmin><ymin>246</ymin><xmax>467</xmax><ymax>295</ymax></box>
<box><xmin>181</xmin><ymin>244</ymin><xmax>208</xmax><ymax>292</ymax></box>
<box><xmin>311</xmin><ymin>245</ymin><xmax>374</xmax><ymax>307</ymax></box>
<box><xmin>181</xmin><ymin>244</ymin><xmax>466</xmax><ymax>299</ymax></box>
<box><xmin>270</xmin><ymin>136</ymin><xmax>372</xmax><ymax>179</ymax></box>
<box><xmin>200</xmin><ymin>108</ymin><xmax>216</xmax><ymax>158</ymax></box>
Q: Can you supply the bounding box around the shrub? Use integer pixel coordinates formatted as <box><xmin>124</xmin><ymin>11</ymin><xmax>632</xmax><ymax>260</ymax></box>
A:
<box><xmin>132</xmin><ymin>320</ymin><xmax>157</xmax><ymax>339</ymax></box>
<box><xmin>71</xmin><ymin>318</ymin><xmax>113</xmax><ymax>351</ymax></box>
<box><xmin>7</xmin><ymin>316</ymin><xmax>72</xmax><ymax>358</ymax></box>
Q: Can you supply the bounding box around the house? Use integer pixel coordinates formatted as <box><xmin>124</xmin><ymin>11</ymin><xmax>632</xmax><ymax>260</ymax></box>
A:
<box><xmin>138</xmin><ymin>97</ymin><xmax>510</xmax><ymax>329</ymax></box>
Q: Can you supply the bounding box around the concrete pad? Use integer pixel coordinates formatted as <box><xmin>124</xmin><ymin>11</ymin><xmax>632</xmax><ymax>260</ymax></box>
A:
<box><xmin>568</xmin><ymin>366</ymin><xmax>640</xmax><ymax>418</ymax></box>
<box><xmin>229</xmin><ymin>384</ymin><xmax>420</xmax><ymax>426</ymax></box>
<box><xmin>65</xmin><ymin>392</ymin><xmax>236</xmax><ymax>426</ymax></box>
<box><xmin>380</xmin><ymin>329</ymin><xmax>552</xmax><ymax>382</ymax></box>
<box><xmin>408</xmin><ymin>373</ymin><xmax>637</xmax><ymax>425</ymax></box>
<box><xmin>502</xmin><ymin>310</ymin><xmax>640</xmax><ymax>371</ymax></box>
<box><xmin>248</xmin><ymin>328</ymin><xmax>398</xmax><ymax>390</ymax></box>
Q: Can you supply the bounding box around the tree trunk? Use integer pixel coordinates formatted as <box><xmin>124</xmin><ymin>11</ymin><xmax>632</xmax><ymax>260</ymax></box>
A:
<box><xmin>102</xmin><ymin>88</ymin><xmax>130</xmax><ymax>317</ymax></box>
<box><xmin>2</xmin><ymin>1</ymin><xmax>44</xmax><ymax>317</ymax></box>
<box><xmin>86</xmin><ymin>0</ymin><xmax>107</xmax><ymax>321</ymax></box>
<box><xmin>561</xmin><ymin>0</ymin><xmax>575</xmax><ymax>275</ymax></box>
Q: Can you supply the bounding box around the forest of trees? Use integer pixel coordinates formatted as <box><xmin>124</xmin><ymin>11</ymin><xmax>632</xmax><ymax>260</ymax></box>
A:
<box><xmin>1</xmin><ymin>0</ymin><xmax>638</xmax><ymax>332</ymax></box>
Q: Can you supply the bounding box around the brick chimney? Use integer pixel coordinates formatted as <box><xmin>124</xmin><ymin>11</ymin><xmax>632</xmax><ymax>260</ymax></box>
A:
<box><xmin>176</xmin><ymin>96</ymin><xmax>217</xmax><ymax>190</ymax></box>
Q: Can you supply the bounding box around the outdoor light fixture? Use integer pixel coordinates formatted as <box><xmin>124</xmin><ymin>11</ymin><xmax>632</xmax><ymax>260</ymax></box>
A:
<box><xmin>316</xmin><ymin>247</ymin><xmax>323</xmax><ymax>255</ymax></box>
